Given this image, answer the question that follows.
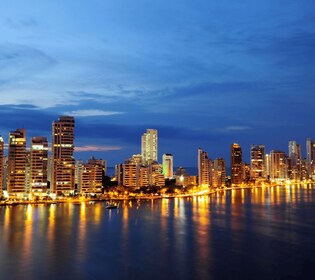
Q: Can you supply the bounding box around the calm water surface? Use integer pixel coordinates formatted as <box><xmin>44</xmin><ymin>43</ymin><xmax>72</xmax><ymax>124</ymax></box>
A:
<box><xmin>1</xmin><ymin>186</ymin><xmax>315</xmax><ymax>280</ymax></box>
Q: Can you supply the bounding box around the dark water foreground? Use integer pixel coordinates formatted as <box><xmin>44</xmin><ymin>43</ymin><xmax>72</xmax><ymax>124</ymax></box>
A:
<box><xmin>0</xmin><ymin>185</ymin><xmax>315</xmax><ymax>280</ymax></box>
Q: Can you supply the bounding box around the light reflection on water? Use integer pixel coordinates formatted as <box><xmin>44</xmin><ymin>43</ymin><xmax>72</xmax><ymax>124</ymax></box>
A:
<box><xmin>0</xmin><ymin>185</ymin><xmax>315</xmax><ymax>280</ymax></box>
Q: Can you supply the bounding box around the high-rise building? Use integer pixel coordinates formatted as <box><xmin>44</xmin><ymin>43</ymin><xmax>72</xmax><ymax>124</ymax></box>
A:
<box><xmin>0</xmin><ymin>137</ymin><xmax>4</xmax><ymax>196</ymax></box>
<box><xmin>7</xmin><ymin>129</ymin><xmax>27</xmax><ymax>196</ymax></box>
<box><xmin>230</xmin><ymin>143</ymin><xmax>243</xmax><ymax>185</ymax></box>
<box><xmin>81</xmin><ymin>157</ymin><xmax>106</xmax><ymax>194</ymax></box>
<box><xmin>30</xmin><ymin>137</ymin><xmax>48</xmax><ymax>194</ymax></box>
<box><xmin>162</xmin><ymin>153</ymin><xmax>173</xmax><ymax>179</ymax></box>
<box><xmin>198</xmin><ymin>148</ymin><xmax>212</xmax><ymax>187</ymax></box>
<box><xmin>213</xmin><ymin>158</ymin><xmax>226</xmax><ymax>188</ymax></box>
<box><xmin>270</xmin><ymin>150</ymin><xmax>287</xmax><ymax>180</ymax></box>
<box><xmin>141</xmin><ymin>129</ymin><xmax>158</xmax><ymax>164</ymax></box>
<box><xmin>306</xmin><ymin>138</ymin><xmax>315</xmax><ymax>176</ymax></box>
<box><xmin>250</xmin><ymin>145</ymin><xmax>265</xmax><ymax>179</ymax></box>
<box><xmin>52</xmin><ymin>116</ymin><xmax>75</xmax><ymax>195</ymax></box>
<box><xmin>288</xmin><ymin>141</ymin><xmax>301</xmax><ymax>180</ymax></box>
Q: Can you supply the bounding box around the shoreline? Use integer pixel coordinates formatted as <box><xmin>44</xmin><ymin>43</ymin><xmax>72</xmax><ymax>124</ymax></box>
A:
<box><xmin>1</xmin><ymin>183</ymin><xmax>313</xmax><ymax>207</ymax></box>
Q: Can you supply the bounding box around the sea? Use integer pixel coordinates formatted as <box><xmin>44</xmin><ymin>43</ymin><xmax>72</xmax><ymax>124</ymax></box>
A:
<box><xmin>0</xmin><ymin>185</ymin><xmax>315</xmax><ymax>280</ymax></box>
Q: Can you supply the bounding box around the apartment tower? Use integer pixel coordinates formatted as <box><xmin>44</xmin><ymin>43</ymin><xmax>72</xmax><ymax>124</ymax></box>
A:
<box><xmin>52</xmin><ymin>116</ymin><xmax>75</xmax><ymax>195</ymax></box>
<box><xmin>30</xmin><ymin>137</ymin><xmax>48</xmax><ymax>194</ymax></box>
<box><xmin>141</xmin><ymin>129</ymin><xmax>158</xmax><ymax>164</ymax></box>
<box><xmin>7</xmin><ymin>129</ymin><xmax>27</xmax><ymax>196</ymax></box>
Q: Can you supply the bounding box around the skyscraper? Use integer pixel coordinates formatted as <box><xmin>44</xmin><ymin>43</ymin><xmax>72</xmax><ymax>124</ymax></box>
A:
<box><xmin>306</xmin><ymin>138</ymin><xmax>315</xmax><ymax>176</ymax></box>
<box><xmin>0</xmin><ymin>137</ymin><xmax>4</xmax><ymax>196</ymax></box>
<box><xmin>8</xmin><ymin>129</ymin><xmax>27</xmax><ymax>196</ymax></box>
<box><xmin>270</xmin><ymin>150</ymin><xmax>287</xmax><ymax>180</ymax></box>
<box><xmin>288</xmin><ymin>141</ymin><xmax>301</xmax><ymax>180</ymax></box>
<box><xmin>250</xmin><ymin>145</ymin><xmax>265</xmax><ymax>179</ymax></box>
<box><xmin>213</xmin><ymin>157</ymin><xmax>226</xmax><ymax>188</ymax></box>
<box><xmin>30</xmin><ymin>137</ymin><xmax>48</xmax><ymax>194</ymax></box>
<box><xmin>231</xmin><ymin>143</ymin><xmax>243</xmax><ymax>185</ymax></box>
<box><xmin>52</xmin><ymin>116</ymin><xmax>75</xmax><ymax>195</ymax></box>
<box><xmin>198</xmin><ymin>148</ymin><xmax>212</xmax><ymax>187</ymax></box>
<box><xmin>162</xmin><ymin>153</ymin><xmax>173</xmax><ymax>179</ymax></box>
<box><xmin>141</xmin><ymin>129</ymin><xmax>158</xmax><ymax>164</ymax></box>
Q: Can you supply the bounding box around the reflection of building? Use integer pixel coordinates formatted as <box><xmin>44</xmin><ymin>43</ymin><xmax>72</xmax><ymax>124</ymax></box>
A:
<box><xmin>270</xmin><ymin>150</ymin><xmax>287</xmax><ymax>180</ymax></box>
<box><xmin>213</xmin><ymin>158</ymin><xmax>226</xmax><ymax>187</ymax></box>
<box><xmin>231</xmin><ymin>143</ymin><xmax>243</xmax><ymax>185</ymax></box>
<box><xmin>141</xmin><ymin>129</ymin><xmax>158</xmax><ymax>164</ymax></box>
<box><xmin>250</xmin><ymin>145</ymin><xmax>265</xmax><ymax>179</ymax></box>
<box><xmin>8</xmin><ymin>129</ymin><xmax>27</xmax><ymax>196</ymax></box>
<box><xmin>30</xmin><ymin>137</ymin><xmax>48</xmax><ymax>194</ymax></box>
<box><xmin>81</xmin><ymin>157</ymin><xmax>106</xmax><ymax>194</ymax></box>
<box><xmin>162</xmin><ymin>154</ymin><xmax>173</xmax><ymax>179</ymax></box>
<box><xmin>52</xmin><ymin>116</ymin><xmax>75</xmax><ymax>195</ymax></box>
<box><xmin>0</xmin><ymin>137</ymin><xmax>3</xmax><ymax>196</ymax></box>
<box><xmin>198</xmin><ymin>148</ymin><xmax>212</xmax><ymax>187</ymax></box>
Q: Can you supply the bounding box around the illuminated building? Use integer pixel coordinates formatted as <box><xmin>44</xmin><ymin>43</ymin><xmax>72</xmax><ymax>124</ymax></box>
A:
<box><xmin>270</xmin><ymin>150</ymin><xmax>287</xmax><ymax>180</ymax></box>
<box><xmin>213</xmin><ymin>158</ymin><xmax>226</xmax><ymax>188</ymax></box>
<box><xmin>30</xmin><ymin>137</ymin><xmax>48</xmax><ymax>194</ymax></box>
<box><xmin>250</xmin><ymin>145</ymin><xmax>265</xmax><ymax>179</ymax></box>
<box><xmin>162</xmin><ymin>153</ymin><xmax>173</xmax><ymax>179</ymax></box>
<box><xmin>0</xmin><ymin>137</ymin><xmax>3</xmax><ymax>196</ymax></box>
<box><xmin>141</xmin><ymin>129</ymin><xmax>158</xmax><ymax>164</ymax></box>
<box><xmin>122</xmin><ymin>155</ymin><xmax>142</xmax><ymax>189</ymax></box>
<box><xmin>288</xmin><ymin>141</ymin><xmax>301</xmax><ymax>180</ymax></box>
<box><xmin>7</xmin><ymin>129</ymin><xmax>27</xmax><ymax>196</ymax></box>
<box><xmin>175</xmin><ymin>167</ymin><xmax>197</xmax><ymax>187</ymax></box>
<box><xmin>52</xmin><ymin>116</ymin><xmax>75</xmax><ymax>195</ymax></box>
<box><xmin>75</xmin><ymin>160</ymin><xmax>83</xmax><ymax>192</ymax></box>
<box><xmin>149</xmin><ymin>161</ymin><xmax>165</xmax><ymax>187</ymax></box>
<box><xmin>265</xmin><ymin>153</ymin><xmax>271</xmax><ymax>178</ymax></box>
<box><xmin>81</xmin><ymin>157</ymin><xmax>106</xmax><ymax>194</ymax></box>
<box><xmin>306</xmin><ymin>138</ymin><xmax>315</xmax><ymax>176</ymax></box>
<box><xmin>230</xmin><ymin>143</ymin><xmax>243</xmax><ymax>185</ymax></box>
<box><xmin>198</xmin><ymin>148</ymin><xmax>212</xmax><ymax>187</ymax></box>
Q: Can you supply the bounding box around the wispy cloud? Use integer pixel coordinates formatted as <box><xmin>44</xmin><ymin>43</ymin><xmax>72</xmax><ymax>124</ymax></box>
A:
<box><xmin>65</xmin><ymin>109</ymin><xmax>124</xmax><ymax>117</ymax></box>
<box><xmin>224</xmin><ymin>126</ymin><xmax>251</xmax><ymax>131</ymax></box>
<box><xmin>75</xmin><ymin>145</ymin><xmax>122</xmax><ymax>152</ymax></box>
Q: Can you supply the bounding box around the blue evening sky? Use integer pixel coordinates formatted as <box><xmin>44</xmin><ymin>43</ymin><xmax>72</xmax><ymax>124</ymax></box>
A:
<box><xmin>0</xmin><ymin>0</ymin><xmax>315</xmax><ymax>167</ymax></box>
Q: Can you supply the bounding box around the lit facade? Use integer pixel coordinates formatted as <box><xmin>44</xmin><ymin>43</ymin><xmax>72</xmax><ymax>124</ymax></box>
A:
<box><xmin>8</xmin><ymin>129</ymin><xmax>27</xmax><ymax>196</ymax></box>
<box><xmin>288</xmin><ymin>140</ymin><xmax>301</xmax><ymax>180</ymax></box>
<box><xmin>162</xmin><ymin>153</ymin><xmax>173</xmax><ymax>179</ymax></box>
<box><xmin>250</xmin><ymin>145</ymin><xmax>265</xmax><ymax>179</ymax></box>
<box><xmin>0</xmin><ymin>137</ymin><xmax>4</xmax><ymax>196</ymax></box>
<box><xmin>52</xmin><ymin>116</ymin><xmax>75</xmax><ymax>195</ymax></box>
<box><xmin>230</xmin><ymin>143</ymin><xmax>243</xmax><ymax>185</ymax></box>
<box><xmin>198</xmin><ymin>148</ymin><xmax>212</xmax><ymax>187</ymax></box>
<box><xmin>270</xmin><ymin>150</ymin><xmax>287</xmax><ymax>180</ymax></box>
<box><xmin>30</xmin><ymin>137</ymin><xmax>48</xmax><ymax>194</ymax></box>
<box><xmin>141</xmin><ymin>129</ymin><xmax>158</xmax><ymax>164</ymax></box>
<box><xmin>306</xmin><ymin>138</ymin><xmax>315</xmax><ymax>176</ymax></box>
<box><xmin>213</xmin><ymin>158</ymin><xmax>226</xmax><ymax>188</ymax></box>
<box><xmin>81</xmin><ymin>158</ymin><xmax>106</xmax><ymax>194</ymax></box>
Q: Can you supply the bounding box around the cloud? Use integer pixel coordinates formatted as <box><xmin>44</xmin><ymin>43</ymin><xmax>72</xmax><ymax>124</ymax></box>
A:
<box><xmin>75</xmin><ymin>145</ymin><xmax>122</xmax><ymax>152</ymax></box>
<box><xmin>224</xmin><ymin>126</ymin><xmax>251</xmax><ymax>131</ymax></box>
<box><xmin>65</xmin><ymin>109</ymin><xmax>123</xmax><ymax>117</ymax></box>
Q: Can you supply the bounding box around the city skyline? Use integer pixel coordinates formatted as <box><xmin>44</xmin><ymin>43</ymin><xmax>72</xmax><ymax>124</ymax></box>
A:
<box><xmin>1</xmin><ymin>1</ymin><xmax>315</xmax><ymax>166</ymax></box>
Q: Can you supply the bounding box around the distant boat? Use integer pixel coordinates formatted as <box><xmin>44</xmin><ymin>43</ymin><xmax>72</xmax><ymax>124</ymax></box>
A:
<box><xmin>105</xmin><ymin>202</ymin><xmax>118</xmax><ymax>209</ymax></box>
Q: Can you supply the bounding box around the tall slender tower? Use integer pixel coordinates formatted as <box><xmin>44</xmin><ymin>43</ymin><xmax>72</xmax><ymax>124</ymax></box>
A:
<box><xmin>8</xmin><ymin>129</ymin><xmax>26</xmax><ymax>196</ymax></box>
<box><xmin>198</xmin><ymin>148</ymin><xmax>212</xmax><ymax>187</ymax></box>
<box><xmin>270</xmin><ymin>150</ymin><xmax>287</xmax><ymax>179</ymax></box>
<box><xmin>0</xmin><ymin>136</ymin><xmax>4</xmax><ymax>196</ymax></box>
<box><xmin>231</xmin><ymin>143</ymin><xmax>243</xmax><ymax>185</ymax></box>
<box><xmin>213</xmin><ymin>158</ymin><xmax>226</xmax><ymax>188</ymax></box>
<box><xmin>250</xmin><ymin>145</ymin><xmax>265</xmax><ymax>179</ymax></box>
<box><xmin>141</xmin><ymin>129</ymin><xmax>158</xmax><ymax>164</ymax></box>
<box><xmin>162</xmin><ymin>153</ymin><xmax>173</xmax><ymax>179</ymax></box>
<box><xmin>52</xmin><ymin>116</ymin><xmax>75</xmax><ymax>195</ymax></box>
<box><xmin>31</xmin><ymin>137</ymin><xmax>48</xmax><ymax>194</ymax></box>
<box><xmin>306</xmin><ymin>138</ymin><xmax>315</xmax><ymax>176</ymax></box>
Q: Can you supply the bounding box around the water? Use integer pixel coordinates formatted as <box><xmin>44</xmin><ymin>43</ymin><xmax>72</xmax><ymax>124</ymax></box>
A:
<box><xmin>0</xmin><ymin>186</ymin><xmax>315</xmax><ymax>280</ymax></box>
